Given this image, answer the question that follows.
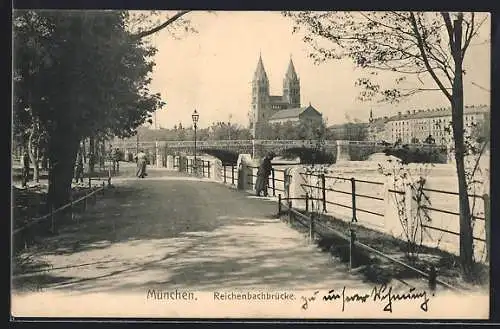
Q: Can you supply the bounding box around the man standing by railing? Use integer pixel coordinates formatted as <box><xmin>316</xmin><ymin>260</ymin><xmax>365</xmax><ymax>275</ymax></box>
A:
<box><xmin>255</xmin><ymin>152</ymin><xmax>275</xmax><ymax>197</ymax></box>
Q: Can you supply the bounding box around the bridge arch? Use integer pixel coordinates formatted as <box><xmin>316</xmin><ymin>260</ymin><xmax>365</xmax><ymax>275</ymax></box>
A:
<box><xmin>114</xmin><ymin>140</ymin><xmax>445</xmax><ymax>165</ymax></box>
<box><xmin>198</xmin><ymin>148</ymin><xmax>240</xmax><ymax>165</ymax></box>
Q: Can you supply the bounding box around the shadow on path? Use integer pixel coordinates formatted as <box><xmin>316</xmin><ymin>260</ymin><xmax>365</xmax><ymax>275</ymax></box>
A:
<box><xmin>13</xmin><ymin>173</ymin><xmax>371</xmax><ymax>294</ymax></box>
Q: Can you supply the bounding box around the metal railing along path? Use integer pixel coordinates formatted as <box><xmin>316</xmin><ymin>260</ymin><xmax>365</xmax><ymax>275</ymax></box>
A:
<box><xmin>277</xmin><ymin>197</ymin><xmax>460</xmax><ymax>292</ymax></box>
<box><xmin>13</xmin><ymin>179</ymin><xmax>116</xmax><ymax>251</ymax></box>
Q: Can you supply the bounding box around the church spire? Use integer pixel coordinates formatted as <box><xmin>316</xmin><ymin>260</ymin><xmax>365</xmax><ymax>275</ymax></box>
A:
<box><xmin>253</xmin><ymin>54</ymin><xmax>268</xmax><ymax>82</ymax></box>
<box><xmin>285</xmin><ymin>57</ymin><xmax>299</xmax><ymax>81</ymax></box>
<box><xmin>282</xmin><ymin>56</ymin><xmax>300</xmax><ymax>108</ymax></box>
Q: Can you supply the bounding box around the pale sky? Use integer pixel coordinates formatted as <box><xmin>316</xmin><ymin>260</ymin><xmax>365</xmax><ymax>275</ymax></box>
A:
<box><xmin>145</xmin><ymin>11</ymin><xmax>491</xmax><ymax>129</ymax></box>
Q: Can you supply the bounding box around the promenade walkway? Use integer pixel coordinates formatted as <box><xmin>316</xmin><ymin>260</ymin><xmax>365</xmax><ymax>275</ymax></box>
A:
<box><xmin>12</xmin><ymin>165</ymin><xmax>488</xmax><ymax>318</ymax></box>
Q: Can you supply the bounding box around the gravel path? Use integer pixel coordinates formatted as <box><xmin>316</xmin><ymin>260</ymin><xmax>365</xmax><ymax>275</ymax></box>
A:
<box><xmin>11</xmin><ymin>168</ymin><xmax>488</xmax><ymax>318</ymax></box>
<box><xmin>13</xmin><ymin>169</ymin><xmax>375</xmax><ymax>294</ymax></box>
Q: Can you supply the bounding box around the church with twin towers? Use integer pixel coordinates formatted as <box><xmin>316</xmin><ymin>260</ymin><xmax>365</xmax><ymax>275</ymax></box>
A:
<box><xmin>249</xmin><ymin>54</ymin><xmax>323</xmax><ymax>139</ymax></box>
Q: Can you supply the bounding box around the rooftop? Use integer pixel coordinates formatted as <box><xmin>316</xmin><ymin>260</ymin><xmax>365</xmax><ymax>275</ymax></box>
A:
<box><xmin>373</xmin><ymin>105</ymin><xmax>489</xmax><ymax>122</ymax></box>
<box><xmin>269</xmin><ymin>105</ymin><xmax>320</xmax><ymax>120</ymax></box>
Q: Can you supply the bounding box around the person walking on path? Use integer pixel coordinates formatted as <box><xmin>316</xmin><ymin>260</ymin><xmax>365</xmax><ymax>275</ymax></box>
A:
<box><xmin>110</xmin><ymin>147</ymin><xmax>121</xmax><ymax>174</ymax></box>
<box><xmin>74</xmin><ymin>151</ymin><xmax>84</xmax><ymax>184</ymax></box>
<box><xmin>135</xmin><ymin>149</ymin><xmax>148</xmax><ymax>178</ymax></box>
<box><xmin>255</xmin><ymin>152</ymin><xmax>275</xmax><ymax>197</ymax></box>
<box><xmin>21</xmin><ymin>150</ymin><xmax>30</xmax><ymax>188</ymax></box>
<box><xmin>113</xmin><ymin>148</ymin><xmax>121</xmax><ymax>173</ymax></box>
<box><xmin>108</xmin><ymin>145</ymin><xmax>115</xmax><ymax>172</ymax></box>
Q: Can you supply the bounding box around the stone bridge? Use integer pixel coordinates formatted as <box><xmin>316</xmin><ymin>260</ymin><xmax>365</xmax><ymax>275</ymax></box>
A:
<box><xmin>115</xmin><ymin>140</ymin><xmax>397</xmax><ymax>164</ymax></box>
<box><xmin>115</xmin><ymin>139</ymin><xmax>446</xmax><ymax>165</ymax></box>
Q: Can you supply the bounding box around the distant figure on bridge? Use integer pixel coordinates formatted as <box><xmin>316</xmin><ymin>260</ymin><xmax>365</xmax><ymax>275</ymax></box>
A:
<box><xmin>135</xmin><ymin>149</ymin><xmax>148</xmax><ymax>178</ymax></box>
<box><xmin>255</xmin><ymin>152</ymin><xmax>275</xmax><ymax>197</ymax></box>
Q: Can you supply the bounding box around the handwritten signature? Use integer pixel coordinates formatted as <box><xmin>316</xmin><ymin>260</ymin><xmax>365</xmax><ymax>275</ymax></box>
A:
<box><xmin>301</xmin><ymin>285</ymin><xmax>432</xmax><ymax>313</ymax></box>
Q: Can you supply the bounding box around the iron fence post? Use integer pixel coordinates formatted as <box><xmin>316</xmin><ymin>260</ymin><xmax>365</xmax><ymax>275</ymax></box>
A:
<box><xmin>349</xmin><ymin>227</ymin><xmax>356</xmax><ymax>270</ymax></box>
<box><xmin>351</xmin><ymin>177</ymin><xmax>358</xmax><ymax>222</ymax></box>
<box><xmin>428</xmin><ymin>265</ymin><xmax>437</xmax><ymax>292</ymax></box>
<box><xmin>231</xmin><ymin>164</ymin><xmax>235</xmax><ymax>185</ymax></box>
<box><xmin>272</xmin><ymin>169</ymin><xmax>276</xmax><ymax>197</ymax></box>
<box><xmin>322</xmin><ymin>173</ymin><xmax>327</xmax><ymax>212</ymax></box>
<box><xmin>50</xmin><ymin>205</ymin><xmax>55</xmax><ymax>234</ymax></box>
<box><xmin>305</xmin><ymin>192</ymin><xmax>309</xmax><ymax>213</ymax></box>
<box><xmin>224</xmin><ymin>165</ymin><xmax>227</xmax><ymax>184</ymax></box>
<box><xmin>23</xmin><ymin>215</ymin><xmax>29</xmax><ymax>250</ymax></box>
<box><xmin>70</xmin><ymin>196</ymin><xmax>74</xmax><ymax>221</ymax></box>
<box><xmin>208</xmin><ymin>161</ymin><xmax>211</xmax><ymax>178</ymax></box>
<box><xmin>309</xmin><ymin>212</ymin><xmax>315</xmax><ymax>243</ymax></box>
<box><xmin>278</xmin><ymin>194</ymin><xmax>282</xmax><ymax>217</ymax></box>
<box><xmin>484</xmin><ymin>193</ymin><xmax>490</xmax><ymax>262</ymax></box>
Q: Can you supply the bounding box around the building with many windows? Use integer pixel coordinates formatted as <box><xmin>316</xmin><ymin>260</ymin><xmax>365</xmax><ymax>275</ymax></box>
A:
<box><xmin>368</xmin><ymin>105</ymin><xmax>489</xmax><ymax>144</ymax></box>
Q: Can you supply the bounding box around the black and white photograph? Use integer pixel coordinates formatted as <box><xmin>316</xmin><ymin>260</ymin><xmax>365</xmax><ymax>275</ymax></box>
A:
<box><xmin>11</xmin><ymin>10</ymin><xmax>491</xmax><ymax>319</ymax></box>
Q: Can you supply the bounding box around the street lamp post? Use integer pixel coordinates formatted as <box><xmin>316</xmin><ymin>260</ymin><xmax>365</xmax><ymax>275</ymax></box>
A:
<box><xmin>252</xmin><ymin>138</ymin><xmax>255</xmax><ymax>159</ymax></box>
<box><xmin>192</xmin><ymin>109</ymin><xmax>199</xmax><ymax>175</ymax></box>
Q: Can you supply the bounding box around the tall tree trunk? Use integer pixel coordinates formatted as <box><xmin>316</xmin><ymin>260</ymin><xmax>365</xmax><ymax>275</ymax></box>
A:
<box><xmin>89</xmin><ymin>136</ymin><xmax>95</xmax><ymax>174</ymax></box>
<box><xmin>35</xmin><ymin>144</ymin><xmax>40</xmax><ymax>181</ymax></box>
<box><xmin>451</xmin><ymin>16</ymin><xmax>474</xmax><ymax>282</ymax></box>
<box><xmin>47</xmin><ymin>127</ymin><xmax>80</xmax><ymax>209</ymax></box>
<box><xmin>27</xmin><ymin>127</ymin><xmax>39</xmax><ymax>183</ymax></box>
<box><xmin>41</xmin><ymin>149</ymin><xmax>48</xmax><ymax>171</ymax></box>
<box><xmin>82</xmin><ymin>139</ymin><xmax>87</xmax><ymax>164</ymax></box>
<box><xmin>99</xmin><ymin>139</ymin><xmax>105</xmax><ymax>169</ymax></box>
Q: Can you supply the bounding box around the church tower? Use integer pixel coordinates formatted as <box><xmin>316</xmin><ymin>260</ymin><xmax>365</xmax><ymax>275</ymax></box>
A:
<box><xmin>251</xmin><ymin>54</ymin><xmax>270</xmax><ymax>138</ymax></box>
<box><xmin>282</xmin><ymin>57</ymin><xmax>300</xmax><ymax>108</ymax></box>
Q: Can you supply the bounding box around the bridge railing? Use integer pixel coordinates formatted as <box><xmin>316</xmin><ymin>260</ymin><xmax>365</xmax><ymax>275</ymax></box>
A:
<box><xmin>173</xmin><ymin>155</ymin><xmax>213</xmax><ymax>179</ymax></box>
<box><xmin>118</xmin><ymin>139</ymin><xmax>448</xmax><ymax>148</ymax></box>
<box><xmin>244</xmin><ymin>166</ymin><xmax>288</xmax><ymax>197</ymax></box>
<box><xmin>219</xmin><ymin>163</ymin><xmax>288</xmax><ymax>197</ymax></box>
<box><xmin>222</xmin><ymin>164</ymin><xmax>238</xmax><ymax>186</ymax></box>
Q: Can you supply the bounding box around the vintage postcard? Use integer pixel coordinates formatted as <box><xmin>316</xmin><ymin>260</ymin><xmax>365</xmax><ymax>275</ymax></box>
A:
<box><xmin>11</xmin><ymin>10</ymin><xmax>491</xmax><ymax>320</ymax></box>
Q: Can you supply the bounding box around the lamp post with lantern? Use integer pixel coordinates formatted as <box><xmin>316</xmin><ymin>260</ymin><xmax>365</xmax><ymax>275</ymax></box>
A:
<box><xmin>192</xmin><ymin>109</ymin><xmax>199</xmax><ymax>175</ymax></box>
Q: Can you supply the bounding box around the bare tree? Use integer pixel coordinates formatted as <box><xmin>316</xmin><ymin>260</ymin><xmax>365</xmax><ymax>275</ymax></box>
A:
<box><xmin>283</xmin><ymin>11</ymin><xmax>489</xmax><ymax>281</ymax></box>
